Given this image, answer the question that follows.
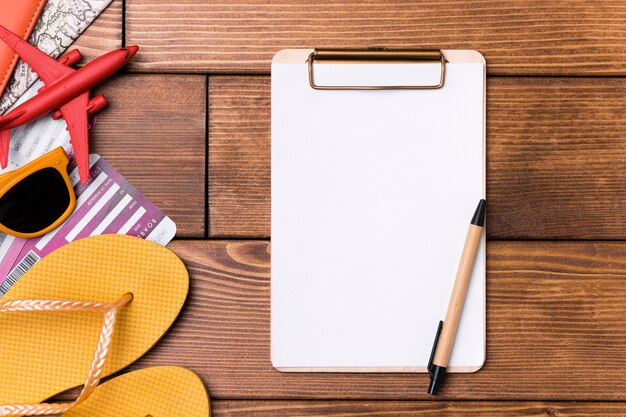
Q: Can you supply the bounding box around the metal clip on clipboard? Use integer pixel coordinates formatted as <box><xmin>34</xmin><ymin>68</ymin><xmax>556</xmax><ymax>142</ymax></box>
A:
<box><xmin>307</xmin><ymin>48</ymin><xmax>446</xmax><ymax>90</ymax></box>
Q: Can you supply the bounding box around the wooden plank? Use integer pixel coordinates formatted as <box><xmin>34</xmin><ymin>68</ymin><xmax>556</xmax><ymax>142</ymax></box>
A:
<box><xmin>488</xmin><ymin>77</ymin><xmax>626</xmax><ymax>239</ymax></box>
<box><xmin>212</xmin><ymin>400</ymin><xmax>626</xmax><ymax>416</ymax></box>
<box><xmin>125</xmin><ymin>0</ymin><xmax>626</xmax><ymax>75</ymax></box>
<box><xmin>208</xmin><ymin>77</ymin><xmax>269</xmax><ymax>237</ymax></box>
<box><xmin>208</xmin><ymin>76</ymin><xmax>626</xmax><ymax>240</ymax></box>
<box><xmin>91</xmin><ymin>74</ymin><xmax>206</xmax><ymax>237</ymax></box>
<box><xmin>70</xmin><ymin>0</ymin><xmax>123</xmax><ymax>61</ymax></box>
<box><xmin>129</xmin><ymin>239</ymin><xmax>626</xmax><ymax>400</ymax></box>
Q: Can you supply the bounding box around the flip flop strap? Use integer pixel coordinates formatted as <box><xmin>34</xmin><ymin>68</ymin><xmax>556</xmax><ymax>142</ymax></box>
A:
<box><xmin>0</xmin><ymin>293</ymin><xmax>133</xmax><ymax>417</ymax></box>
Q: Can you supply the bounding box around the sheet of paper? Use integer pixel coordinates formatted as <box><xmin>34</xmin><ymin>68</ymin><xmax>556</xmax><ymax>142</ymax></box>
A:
<box><xmin>0</xmin><ymin>0</ymin><xmax>113</xmax><ymax>113</ymax></box>
<box><xmin>0</xmin><ymin>153</ymin><xmax>176</xmax><ymax>295</ymax></box>
<box><xmin>4</xmin><ymin>80</ymin><xmax>75</xmax><ymax>160</ymax></box>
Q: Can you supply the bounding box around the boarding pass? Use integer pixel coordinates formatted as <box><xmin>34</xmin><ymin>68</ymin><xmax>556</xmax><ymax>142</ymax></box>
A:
<box><xmin>0</xmin><ymin>151</ymin><xmax>176</xmax><ymax>295</ymax></box>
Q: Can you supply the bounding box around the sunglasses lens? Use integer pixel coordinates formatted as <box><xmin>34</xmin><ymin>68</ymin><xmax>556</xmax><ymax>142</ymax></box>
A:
<box><xmin>0</xmin><ymin>168</ymin><xmax>71</xmax><ymax>234</ymax></box>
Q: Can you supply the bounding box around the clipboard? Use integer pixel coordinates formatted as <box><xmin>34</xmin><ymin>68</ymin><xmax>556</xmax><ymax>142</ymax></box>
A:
<box><xmin>271</xmin><ymin>48</ymin><xmax>486</xmax><ymax>372</ymax></box>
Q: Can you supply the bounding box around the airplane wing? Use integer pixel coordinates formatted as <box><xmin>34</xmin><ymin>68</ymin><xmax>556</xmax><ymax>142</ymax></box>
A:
<box><xmin>59</xmin><ymin>92</ymin><xmax>90</xmax><ymax>184</ymax></box>
<box><xmin>0</xmin><ymin>109</ymin><xmax>27</xmax><ymax>168</ymax></box>
<box><xmin>0</xmin><ymin>129</ymin><xmax>9</xmax><ymax>169</ymax></box>
<box><xmin>0</xmin><ymin>25</ymin><xmax>73</xmax><ymax>86</ymax></box>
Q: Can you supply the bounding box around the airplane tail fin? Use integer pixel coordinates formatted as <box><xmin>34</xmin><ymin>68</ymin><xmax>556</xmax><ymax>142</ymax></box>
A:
<box><xmin>0</xmin><ymin>128</ymin><xmax>10</xmax><ymax>169</ymax></box>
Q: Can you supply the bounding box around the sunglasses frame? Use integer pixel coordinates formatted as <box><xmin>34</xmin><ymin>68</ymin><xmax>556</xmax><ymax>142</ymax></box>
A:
<box><xmin>0</xmin><ymin>147</ymin><xmax>76</xmax><ymax>238</ymax></box>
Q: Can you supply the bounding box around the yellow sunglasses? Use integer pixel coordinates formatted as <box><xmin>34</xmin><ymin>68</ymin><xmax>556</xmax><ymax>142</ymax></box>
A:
<box><xmin>0</xmin><ymin>147</ymin><xmax>76</xmax><ymax>238</ymax></box>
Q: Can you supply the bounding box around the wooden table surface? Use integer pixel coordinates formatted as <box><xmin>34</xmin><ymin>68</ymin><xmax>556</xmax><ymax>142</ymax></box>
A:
<box><xmin>69</xmin><ymin>1</ymin><xmax>626</xmax><ymax>415</ymax></box>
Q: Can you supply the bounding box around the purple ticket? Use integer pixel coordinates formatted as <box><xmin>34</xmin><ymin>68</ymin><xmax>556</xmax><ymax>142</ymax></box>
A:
<box><xmin>0</xmin><ymin>154</ymin><xmax>176</xmax><ymax>294</ymax></box>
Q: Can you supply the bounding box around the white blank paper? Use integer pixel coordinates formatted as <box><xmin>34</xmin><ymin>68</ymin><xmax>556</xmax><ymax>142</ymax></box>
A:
<box><xmin>271</xmin><ymin>50</ymin><xmax>486</xmax><ymax>372</ymax></box>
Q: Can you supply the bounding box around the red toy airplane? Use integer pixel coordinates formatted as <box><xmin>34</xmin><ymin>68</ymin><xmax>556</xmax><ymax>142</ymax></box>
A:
<box><xmin>0</xmin><ymin>25</ymin><xmax>138</xmax><ymax>184</ymax></box>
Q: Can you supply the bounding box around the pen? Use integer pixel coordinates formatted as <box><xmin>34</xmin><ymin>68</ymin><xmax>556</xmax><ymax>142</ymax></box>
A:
<box><xmin>427</xmin><ymin>199</ymin><xmax>486</xmax><ymax>395</ymax></box>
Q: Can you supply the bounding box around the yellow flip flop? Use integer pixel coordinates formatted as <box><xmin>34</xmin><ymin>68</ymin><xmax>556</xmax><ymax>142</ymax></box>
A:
<box><xmin>0</xmin><ymin>234</ymin><xmax>189</xmax><ymax>414</ymax></box>
<box><xmin>62</xmin><ymin>367</ymin><xmax>210</xmax><ymax>417</ymax></box>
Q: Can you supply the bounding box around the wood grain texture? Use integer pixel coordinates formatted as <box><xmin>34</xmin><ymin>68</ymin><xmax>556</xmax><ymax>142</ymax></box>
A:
<box><xmin>212</xmin><ymin>400</ymin><xmax>626</xmax><ymax>417</ymax></box>
<box><xmin>488</xmin><ymin>77</ymin><xmax>626</xmax><ymax>239</ymax></box>
<box><xmin>208</xmin><ymin>76</ymin><xmax>626</xmax><ymax>239</ymax></box>
<box><xmin>31</xmin><ymin>0</ymin><xmax>626</xmax><ymax>410</ymax></box>
<box><xmin>127</xmin><ymin>240</ymin><xmax>626</xmax><ymax>400</ymax></box>
<box><xmin>91</xmin><ymin>74</ymin><xmax>206</xmax><ymax>237</ymax></box>
<box><xmin>209</xmin><ymin>77</ymin><xmax>269</xmax><ymax>238</ymax></box>
<box><xmin>69</xmin><ymin>0</ymin><xmax>122</xmax><ymax>61</ymax></box>
<box><xmin>124</xmin><ymin>0</ymin><xmax>626</xmax><ymax>75</ymax></box>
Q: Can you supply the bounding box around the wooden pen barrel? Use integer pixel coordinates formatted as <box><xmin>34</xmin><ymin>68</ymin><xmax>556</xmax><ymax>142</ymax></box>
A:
<box><xmin>433</xmin><ymin>223</ymin><xmax>483</xmax><ymax>367</ymax></box>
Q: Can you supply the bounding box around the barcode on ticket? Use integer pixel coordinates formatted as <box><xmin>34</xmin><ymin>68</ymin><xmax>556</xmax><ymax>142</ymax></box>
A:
<box><xmin>0</xmin><ymin>232</ymin><xmax>6</xmax><ymax>248</ymax></box>
<box><xmin>0</xmin><ymin>251</ymin><xmax>40</xmax><ymax>296</ymax></box>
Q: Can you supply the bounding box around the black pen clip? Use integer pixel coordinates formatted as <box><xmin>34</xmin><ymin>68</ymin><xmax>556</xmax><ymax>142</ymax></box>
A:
<box><xmin>428</xmin><ymin>320</ymin><xmax>444</xmax><ymax>376</ymax></box>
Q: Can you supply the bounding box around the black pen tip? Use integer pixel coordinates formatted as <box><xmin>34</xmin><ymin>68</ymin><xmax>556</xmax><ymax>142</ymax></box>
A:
<box><xmin>470</xmin><ymin>199</ymin><xmax>486</xmax><ymax>227</ymax></box>
<box><xmin>428</xmin><ymin>378</ymin><xmax>441</xmax><ymax>395</ymax></box>
<box><xmin>427</xmin><ymin>365</ymin><xmax>446</xmax><ymax>395</ymax></box>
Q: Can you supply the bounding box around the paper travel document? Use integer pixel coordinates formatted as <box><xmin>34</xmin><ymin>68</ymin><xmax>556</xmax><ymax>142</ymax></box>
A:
<box><xmin>0</xmin><ymin>151</ymin><xmax>177</xmax><ymax>295</ymax></box>
<box><xmin>2</xmin><ymin>79</ymin><xmax>75</xmax><ymax>161</ymax></box>
<box><xmin>0</xmin><ymin>81</ymin><xmax>176</xmax><ymax>295</ymax></box>
<box><xmin>0</xmin><ymin>0</ymin><xmax>114</xmax><ymax>113</ymax></box>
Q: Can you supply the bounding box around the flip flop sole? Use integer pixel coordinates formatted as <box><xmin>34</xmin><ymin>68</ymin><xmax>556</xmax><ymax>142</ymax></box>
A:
<box><xmin>63</xmin><ymin>367</ymin><xmax>210</xmax><ymax>417</ymax></box>
<box><xmin>0</xmin><ymin>235</ymin><xmax>189</xmax><ymax>404</ymax></box>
